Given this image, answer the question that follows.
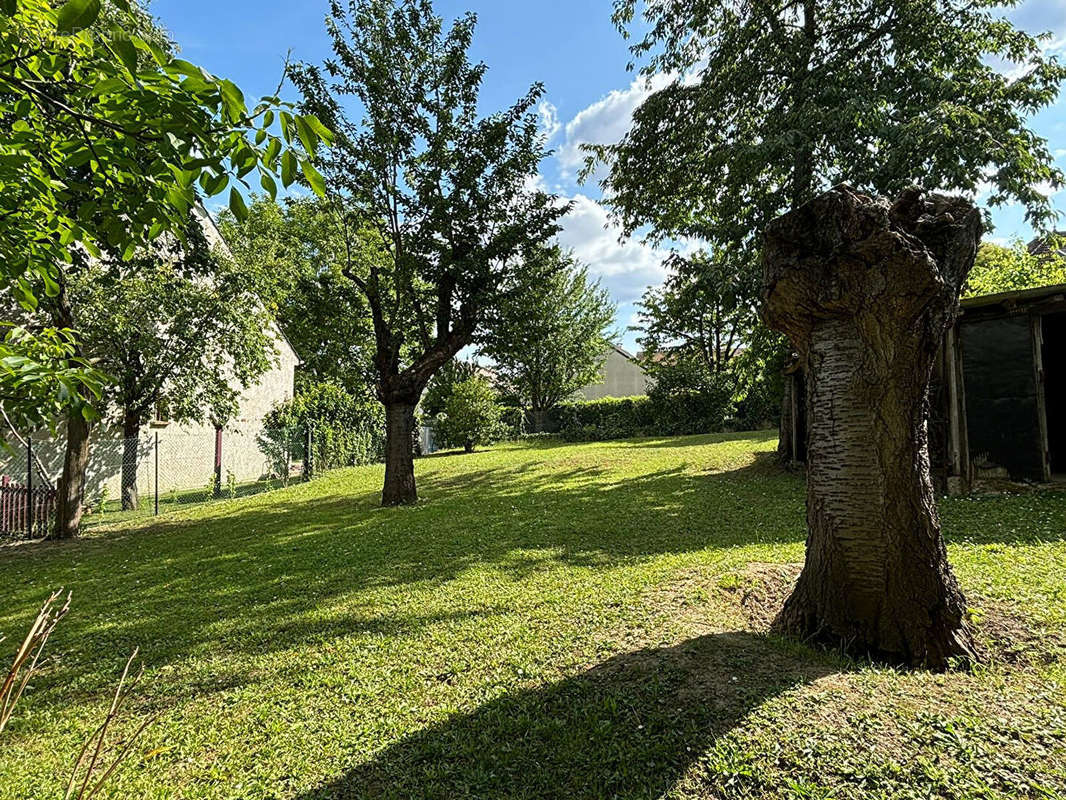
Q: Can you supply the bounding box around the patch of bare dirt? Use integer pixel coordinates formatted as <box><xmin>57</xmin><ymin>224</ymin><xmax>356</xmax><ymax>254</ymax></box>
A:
<box><xmin>971</xmin><ymin>600</ymin><xmax>1066</xmax><ymax>666</ymax></box>
<box><xmin>717</xmin><ymin>562</ymin><xmax>802</xmax><ymax>631</ymax></box>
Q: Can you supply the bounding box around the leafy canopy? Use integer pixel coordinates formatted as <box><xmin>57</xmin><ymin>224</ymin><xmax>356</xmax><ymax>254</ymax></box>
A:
<box><xmin>480</xmin><ymin>246</ymin><xmax>617</xmax><ymax>425</ymax></box>
<box><xmin>0</xmin><ymin>0</ymin><xmax>329</xmax><ymax>422</ymax></box>
<box><xmin>218</xmin><ymin>195</ymin><xmax>384</xmax><ymax>398</ymax></box>
<box><xmin>67</xmin><ymin>215</ymin><xmax>283</xmax><ymax>430</ymax></box>
<box><xmin>289</xmin><ymin>0</ymin><xmax>566</xmax><ymax>403</ymax></box>
<box><xmin>965</xmin><ymin>239</ymin><xmax>1066</xmax><ymax>298</ymax></box>
<box><xmin>634</xmin><ymin>249</ymin><xmax>757</xmax><ymax>393</ymax></box>
<box><xmin>595</xmin><ymin>0</ymin><xmax>1066</xmax><ymax>249</ymax></box>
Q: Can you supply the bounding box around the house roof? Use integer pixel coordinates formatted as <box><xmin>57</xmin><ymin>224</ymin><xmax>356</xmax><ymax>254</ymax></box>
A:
<box><xmin>1027</xmin><ymin>232</ymin><xmax>1066</xmax><ymax>260</ymax></box>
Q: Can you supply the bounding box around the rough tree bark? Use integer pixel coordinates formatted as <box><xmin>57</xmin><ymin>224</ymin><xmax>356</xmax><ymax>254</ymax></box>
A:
<box><xmin>381</xmin><ymin>394</ymin><xmax>419</xmax><ymax>506</ymax></box>
<box><xmin>53</xmin><ymin>411</ymin><xmax>91</xmax><ymax>540</ymax></box>
<box><xmin>762</xmin><ymin>184</ymin><xmax>980</xmax><ymax>669</ymax></box>
<box><xmin>121</xmin><ymin>410</ymin><xmax>141</xmax><ymax>511</ymax></box>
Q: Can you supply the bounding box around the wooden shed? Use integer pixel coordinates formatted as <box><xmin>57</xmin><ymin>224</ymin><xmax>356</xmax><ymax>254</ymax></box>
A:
<box><xmin>934</xmin><ymin>282</ymin><xmax>1066</xmax><ymax>490</ymax></box>
<box><xmin>783</xmin><ymin>282</ymin><xmax>1066</xmax><ymax>492</ymax></box>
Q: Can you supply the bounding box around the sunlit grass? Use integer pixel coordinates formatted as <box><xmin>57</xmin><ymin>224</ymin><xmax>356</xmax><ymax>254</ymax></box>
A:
<box><xmin>0</xmin><ymin>432</ymin><xmax>1063</xmax><ymax>799</ymax></box>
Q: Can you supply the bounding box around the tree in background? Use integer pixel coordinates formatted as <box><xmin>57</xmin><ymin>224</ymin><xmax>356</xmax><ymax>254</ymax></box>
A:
<box><xmin>481</xmin><ymin>247</ymin><xmax>616</xmax><ymax>431</ymax></box>
<box><xmin>218</xmin><ymin>196</ymin><xmax>381</xmax><ymax>396</ymax></box>
<box><xmin>0</xmin><ymin>0</ymin><xmax>327</xmax><ymax>537</ymax></box>
<box><xmin>65</xmin><ymin>216</ymin><xmax>282</xmax><ymax>510</ymax></box>
<box><xmin>291</xmin><ymin>0</ymin><xmax>565</xmax><ymax>505</ymax></box>
<box><xmin>593</xmin><ymin>0</ymin><xmax>1066</xmax><ymax>461</ymax></box>
<box><xmin>965</xmin><ymin>239</ymin><xmax>1066</xmax><ymax>298</ymax></box>
<box><xmin>422</xmin><ymin>359</ymin><xmax>479</xmax><ymax>420</ymax></box>
<box><xmin>634</xmin><ymin>250</ymin><xmax>757</xmax><ymax>395</ymax></box>
<box><xmin>434</xmin><ymin>377</ymin><xmax>505</xmax><ymax>454</ymax></box>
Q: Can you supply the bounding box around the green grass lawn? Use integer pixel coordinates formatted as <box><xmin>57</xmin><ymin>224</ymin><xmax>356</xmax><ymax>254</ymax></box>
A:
<box><xmin>1</xmin><ymin>433</ymin><xmax>1064</xmax><ymax>799</ymax></box>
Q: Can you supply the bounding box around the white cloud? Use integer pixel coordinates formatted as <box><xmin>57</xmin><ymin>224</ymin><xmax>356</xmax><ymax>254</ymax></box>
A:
<box><xmin>556</xmin><ymin>193</ymin><xmax>671</xmax><ymax>304</ymax></box>
<box><xmin>555</xmin><ymin>73</ymin><xmax>674</xmax><ymax>176</ymax></box>
<box><xmin>1007</xmin><ymin>0</ymin><xmax>1066</xmax><ymax>40</ymax></box>
<box><xmin>537</xmin><ymin>100</ymin><xmax>561</xmax><ymax>143</ymax></box>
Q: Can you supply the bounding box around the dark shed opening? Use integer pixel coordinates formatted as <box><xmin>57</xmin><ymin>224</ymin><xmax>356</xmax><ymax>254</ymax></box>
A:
<box><xmin>1043</xmin><ymin>312</ymin><xmax>1066</xmax><ymax>475</ymax></box>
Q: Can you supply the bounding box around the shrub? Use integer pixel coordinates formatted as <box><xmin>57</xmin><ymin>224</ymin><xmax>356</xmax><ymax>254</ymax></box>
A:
<box><xmin>499</xmin><ymin>405</ymin><xmax>525</xmax><ymax>439</ymax></box>
<box><xmin>260</xmin><ymin>381</ymin><xmax>385</xmax><ymax>475</ymax></box>
<box><xmin>433</xmin><ymin>377</ymin><xmax>506</xmax><ymax>453</ymax></box>
<box><xmin>544</xmin><ymin>388</ymin><xmax>737</xmax><ymax>442</ymax></box>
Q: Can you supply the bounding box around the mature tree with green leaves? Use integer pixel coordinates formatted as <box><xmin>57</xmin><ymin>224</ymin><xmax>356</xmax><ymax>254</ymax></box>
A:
<box><xmin>0</xmin><ymin>0</ymin><xmax>328</xmax><ymax>537</ymax></box>
<box><xmin>290</xmin><ymin>0</ymin><xmax>565</xmax><ymax>505</ymax></box>
<box><xmin>481</xmin><ymin>246</ymin><xmax>616</xmax><ymax>431</ymax></box>
<box><xmin>595</xmin><ymin>0</ymin><xmax>1066</xmax><ymax>668</ymax></box>
<box><xmin>434</xmin><ymin>376</ymin><xmax>505</xmax><ymax>454</ymax></box>
<box><xmin>218</xmin><ymin>195</ymin><xmax>381</xmax><ymax>396</ymax></box>
<box><xmin>421</xmin><ymin>359</ymin><xmax>479</xmax><ymax>420</ymax></box>
<box><xmin>634</xmin><ymin>249</ymin><xmax>757</xmax><ymax>394</ymax></box>
<box><xmin>594</xmin><ymin>0</ymin><xmax>1066</xmax><ymax>461</ymax></box>
<box><xmin>67</xmin><ymin>216</ymin><xmax>281</xmax><ymax>510</ymax></box>
<box><xmin>965</xmin><ymin>239</ymin><xmax>1066</xmax><ymax>298</ymax></box>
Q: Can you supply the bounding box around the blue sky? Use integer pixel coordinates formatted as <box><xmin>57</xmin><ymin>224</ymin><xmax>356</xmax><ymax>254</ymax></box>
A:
<box><xmin>153</xmin><ymin>0</ymin><xmax>1066</xmax><ymax>351</ymax></box>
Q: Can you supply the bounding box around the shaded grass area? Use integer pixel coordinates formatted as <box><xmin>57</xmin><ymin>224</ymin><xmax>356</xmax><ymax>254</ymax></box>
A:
<box><xmin>0</xmin><ymin>432</ymin><xmax>1063</xmax><ymax>799</ymax></box>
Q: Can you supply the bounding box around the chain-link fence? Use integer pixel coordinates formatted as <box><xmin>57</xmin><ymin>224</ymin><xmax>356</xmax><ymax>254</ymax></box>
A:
<box><xmin>0</xmin><ymin>423</ymin><xmax>336</xmax><ymax>539</ymax></box>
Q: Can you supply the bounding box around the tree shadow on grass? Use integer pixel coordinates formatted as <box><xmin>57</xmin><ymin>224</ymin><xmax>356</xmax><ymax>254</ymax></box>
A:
<box><xmin>288</xmin><ymin>631</ymin><xmax>840</xmax><ymax>800</ymax></box>
<box><xmin>0</xmin><ymin>455</ymin><xmax>807</xmax><ymax>693</ymax></box>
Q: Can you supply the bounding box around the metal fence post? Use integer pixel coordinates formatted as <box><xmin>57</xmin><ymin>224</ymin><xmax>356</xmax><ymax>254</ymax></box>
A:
<box><xmin>154</xmin><ymin>432</ymin><xmax>160</xmax><ymax>516</ymax></box>
<box><xmin>213</xmin><ymin>426</ymin><xmax>223</xmax><ymax>497</ymax></box>
<box><xmin>26</xmin><ymin>434</ymin><xmax>34</xmax><ymax>536</ymax></box>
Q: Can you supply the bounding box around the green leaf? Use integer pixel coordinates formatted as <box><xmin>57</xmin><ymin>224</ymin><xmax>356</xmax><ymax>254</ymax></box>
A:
<box><xmin>112</xmin><ymin>31</ymin><xmax>138</xmax><ymax>74</ymax></box>
<box><xmin>303</xmin><ymin>115</ymin><xmax>335</xmax><ymax>146</ymax></box>
<box><xmin>0</xmin><ymin>0</ymin><xmax>17</xmax><ymax>15</ymax></box>
<box><xmin>281</xmin><ymin>151</ymin><xmax>298</xmax><ymax>188</ymax></box>
<box><xmin>279</xmin><ymin>112</ymin><xmax>294</xmax><ymax>144</ymax></box>
<box><xmin>229</xmin><ymin>187</ymin><xmax>249</xmax><ymax>222</ymax></box>
<box><xmin>202</xmin><ymin>172</ymin><xmax>228</xmax><ymax>197</ymax></box>
<box><xmin>264</xmin><ymin>138</ymin><xmax>282</xmax><ymax>169</ymax></box>
<box><xmin>56</xmin><ymin>0</ymin><xmax>102</xmax><ymax>34</ymax></box>
<box><xmin>300</xmin><ymin>159</ymin><xmax>327</xmax><ymax>197</ymax></box>
<box><xmin>295</xmin><ymin>115</ymin><xmax>317</xmax><ymax>154</ymax></box>
<box><xmin>259</xmin><ymin>171</ymin><xmax>278</xmax><ymax>200</ymax></box>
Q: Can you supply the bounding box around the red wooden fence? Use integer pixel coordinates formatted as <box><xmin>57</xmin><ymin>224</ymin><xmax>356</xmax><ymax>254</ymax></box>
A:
<box><xmin>0</xmin><ymin>475</ymin><xmax>57</xmax><ymax>537</ymax></box>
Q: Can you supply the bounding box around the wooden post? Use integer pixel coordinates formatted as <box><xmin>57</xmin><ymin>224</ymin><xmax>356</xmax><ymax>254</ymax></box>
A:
<box><xmin>26</xmin><ymin>435</ymin><xmax>34</xmax><ymax>536</ymax></box>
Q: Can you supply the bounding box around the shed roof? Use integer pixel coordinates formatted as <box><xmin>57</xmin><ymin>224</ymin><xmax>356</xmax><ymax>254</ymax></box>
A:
<box><xmin>960</xmin><ymin>282</ymin><xmax>1066</xmax><ymax>311</ymax></box>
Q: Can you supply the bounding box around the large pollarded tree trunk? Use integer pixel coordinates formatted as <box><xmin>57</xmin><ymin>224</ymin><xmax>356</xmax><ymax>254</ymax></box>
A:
<box><xmin>762</xmin><ymin>184</ymin><xmax>980</xmax><ymax>669</ymax></box>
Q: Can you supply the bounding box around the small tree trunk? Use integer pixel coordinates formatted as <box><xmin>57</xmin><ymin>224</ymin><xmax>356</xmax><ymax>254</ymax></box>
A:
<box><xmin>53</xmin><ymin>412</ymin><xmax>91</xmax><ymax>540</ymax></box>
<box><xmin>532</xmin><ymin>406</ymin><xmax>546</xmax><ymax>433</ymax></box>
<box><xmin>464</xmin><ymin>440</ymin><xmax>474</xmax><ymax>454</ymax></box>
<box><xmin>121</xmin><ymin>410</ymin><xmax>141</xmax><ymax>511</ymax></box>
<box><xmin>382</xmin><ymin>397</ymin><xmax>418</xmax><ymax>506</ymax></box>
<box><xmin>762</xmin><ymin>185</ymin><xmax>980</xmax><ymax>669</ymax></box>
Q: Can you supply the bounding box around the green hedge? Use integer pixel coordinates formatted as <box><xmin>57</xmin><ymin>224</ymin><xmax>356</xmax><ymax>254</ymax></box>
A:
<box><xmin>543</xmin><ymin>389</ymin><xmax>741</xmax><ymax>442</ymax></box>
<box><xmin>261</xmin><ymin>381</ymin><xmax>385</xmax><ymax>473</ymax></box>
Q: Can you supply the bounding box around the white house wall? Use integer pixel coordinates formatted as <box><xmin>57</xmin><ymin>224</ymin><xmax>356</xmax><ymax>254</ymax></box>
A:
<box><xmin>578</xmin><ymin>348</ymin><xmax>652</xmax><ymax>400</ymax></box>
<box><xmin>0</xmin><ymin>332</ymin><xmax>299</xmax><ymax>504</ymax></box>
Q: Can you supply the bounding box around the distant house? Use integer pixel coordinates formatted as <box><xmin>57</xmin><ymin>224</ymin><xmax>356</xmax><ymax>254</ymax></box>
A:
<box><xmin>577</xmin><ymin>345</ymin><xmax>652</xmax><ymax>400</ymax></box>
<box><xmin>0</xmin><ymin>209</ymin><xmax>300</xmax><ymax>502</ymax></box>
